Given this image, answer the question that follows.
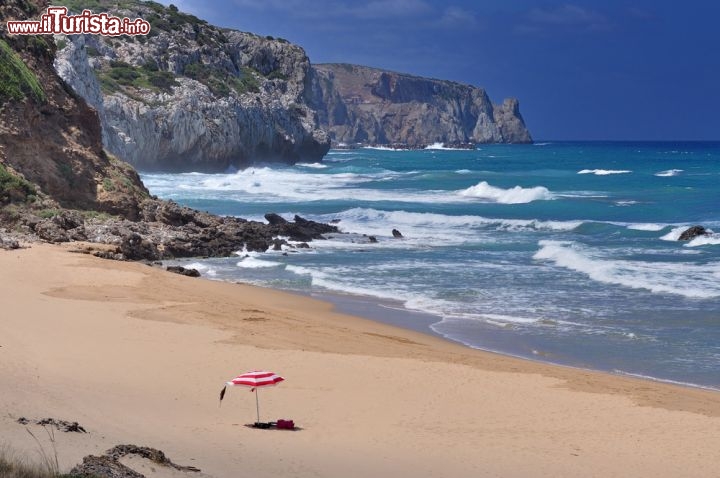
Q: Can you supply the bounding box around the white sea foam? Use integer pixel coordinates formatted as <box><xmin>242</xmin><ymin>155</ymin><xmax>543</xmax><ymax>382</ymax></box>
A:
<box><xmin>320</xmin><ymin>208</ymin><xmax>582</xmax><ymax>248</ymax></box>
<box><xmin>285</xmin><ymin>264</ymin><xmax>328</xmax><ymax>278</ymax></box>
<box><xmin>363</xmin><ymin>145</ymin><xmax>405</xmax><ymax>151</ymax></box>
<box><xmin>578</xmin><ymin>169</ymin><xmax>632</xmax><ymax>175</ymax></box>
<box><xmin>323</xmin><ymin>155</ymin><xmax>354</xmax><ymax>162</ymax></box>
<box><xmin>424</xmin><ymin>142</ymin><xmax>471</xmax><ymax>151</ymax></box>
<box><xmin>455</xmin><ymin>169</ymin><xmax>472</xmax><ymax>174</ymax></box>
<box><xmin>685</xmin><ymin>234</ymin><xmax>720</xmax><ymax>247</ymax></box>
<box><xmin>285</xmin><ymin>263</ymin><xmax>469</xmax><ymax>319</ymax></box>
<box><xmin>660</xmin><ymin>226</ymin><xmax>689</xmax><ymax>241</ymax></box>
<box><xmin>655</xmin><ymin>169</ymin><xmax>683</xmax><ymax>177</ymax></box>
<box><xmin>236</xmin><ymin>257</ymin><xmax>283</xmax><ymax>269</ymax></box>
<box><xmin>296</xmin><ymin>162</ymin><xmax>328</xmax><ymax>169</ymax></box>
<box><xmin>627</xmin><ymin>223</ymin><xmax>667</xmax><ymax>231</ymax></box>
<box><xmin>612</xmin><ymin>371</ymin><xmax>720</xmax><ymax>392</ymax></box>
<box><xmin>145</xmin><ymin>167</ymin><xmax>431</xmax><ymax>203</ymax></box>
<box><xmin>458</xmin><ymin>181</ymin><xmax>553</xmax><ymax>204</ymax></box>
<box><xmin>533</xmin><ymin>240</ymin><xmax>720</xmax><ymax>299</ymax></box>
<box><xmin>287</xmin><ymin>264</ymin><xmax>410</xmax><ymax>300</ymax></box>
<box><xmin>479</xmin><ymin>314</ymin><xmax>539</xmax><ymax>325</ymax></box>
<box><xmin>144</xmin><ymin>169</ymin><xmax>560</xmax><ymax>206</ymax></box>
<box><xmin>183</xmin><ymin>262</ymin><xmax>217</xmax><ymax>277</ymax></box>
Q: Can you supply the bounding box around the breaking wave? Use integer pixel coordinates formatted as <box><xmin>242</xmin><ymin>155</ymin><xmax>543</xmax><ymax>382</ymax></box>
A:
<box><xmin>533</xmin><ymin>240</ymin><xmax>720</xmax><ymax>299</ymax></box>
<box><xmin>458</xmin><ymin>181</ymin><xmax>553</xmax><ymax>204</ymax></box>
<box><xmin>655</xmin><ymin>169</ymin><xmax>683</xmax><ymax>177</ymax></box>
<box><xmin>425</xmin><ymin>142</ymin><xmax>473</xmax><ymax>151</ymax></box>
<box><xmin>578</xmin><ymin>169</ymin><xmax>632</xmax><ymax>175</ymax></box>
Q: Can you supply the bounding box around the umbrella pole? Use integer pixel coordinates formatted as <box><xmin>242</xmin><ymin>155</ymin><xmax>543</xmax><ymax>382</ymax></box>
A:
<box><xmin>255</xmin><ymin>388</ymin><xmax>260</xmax><ymax>423</ymax></box>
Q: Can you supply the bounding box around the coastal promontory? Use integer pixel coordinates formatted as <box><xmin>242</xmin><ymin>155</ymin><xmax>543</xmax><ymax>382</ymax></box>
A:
<box><xmin>52</xmin><ymin>1</ymin><xmax>532</xmax><ymax>172</ymax></box>
<box><xmin>308</xmin><ymin>63</ymin><xmax>532</xmax><ymax>147</ymax></box>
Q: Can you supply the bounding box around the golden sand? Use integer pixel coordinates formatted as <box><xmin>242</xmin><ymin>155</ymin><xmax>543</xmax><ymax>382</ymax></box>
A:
<box><xmin>1</xmin><ymin>243</ymin><xmax>719</xmax><ymax>477</ymax></box>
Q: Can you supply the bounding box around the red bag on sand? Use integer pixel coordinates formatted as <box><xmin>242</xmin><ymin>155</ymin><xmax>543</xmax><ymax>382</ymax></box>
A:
<box><xmin>276</xmin><ymin>419</ymin><xmax>294</xmax><ymax>429</ymax></box>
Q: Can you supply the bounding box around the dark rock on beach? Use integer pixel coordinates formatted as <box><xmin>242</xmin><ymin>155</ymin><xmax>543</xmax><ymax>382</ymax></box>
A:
<box><xmin>70</xmin><ymin>444</ymin><xmax>201</xmax><ymax>478</ymax></box>
<box><xmin>17</xmin><ymin>417</ymin><xmax>87</xmax><ymax>433</ymax></box>
<box><xmin>0</xmin><ymin>237</ymin><xmax>20</xmax><ymax>250</ymax></box>
<box><xmin>10</xmin><ymin>198</ymin><xmax>340</xmax><ymax>261</ymax></box>
<box><xmin>70</xmin><ymin>455</ymin><xmax>145</xmax><ymax>478</ymax></box>
<box><xmin>678</xmin><ymin>225</ymin><xmax>709</xmax><ymax>241</ymax></box>
<box><xmin>281</xmin><ymin>215</ymin><xmax>339</xmax><ymax>242</ymax></box>
<box><xmin>265</xmin><ymin>213</ymin><xmax>289</xmax><ymax>226</ymax></box>
<box><xmin>105</xmin><ymin>444</ymin><xmax>200</xmax><ymax>472</ymax></box>
<box><xmin>166</xmin><ymin>266</ymin><xmax>201</xmax><ymax>278</ymax></box>
<box><xmin>120</xmin><ymin>233</ymin><xmax>159</xmax><ymax>261</ymax></box>
<box><xmin>33</xmin><ymin>211</ymin><xmax>88</xmax><ymax>243</ymax></box>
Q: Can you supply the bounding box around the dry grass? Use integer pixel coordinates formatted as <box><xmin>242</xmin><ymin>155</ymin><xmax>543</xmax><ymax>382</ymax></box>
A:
<box><xmin>0</xmin><ymin>444</ymin><xmax>57</xmax><ymax>478</ymax></box>
<box><xmin>0</xmin><ymin>427</ymin><xmax>86</xmax><ymax>478</ymax></box>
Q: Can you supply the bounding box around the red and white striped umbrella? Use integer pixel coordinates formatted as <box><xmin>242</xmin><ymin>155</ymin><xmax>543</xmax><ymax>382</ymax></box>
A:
<box><xmin>228</xmin><ymin>371</ymin><xmax>284</xmax><ymax>388</ymax></box>
<box><xmin>219</xmin><ymin>371</ymin><xmax>284</xmax><ymax>424</ymax></box>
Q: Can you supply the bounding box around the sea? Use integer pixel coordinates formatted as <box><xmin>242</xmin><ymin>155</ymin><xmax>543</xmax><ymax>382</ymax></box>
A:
<box><xmin>141</xmin><ymin>141</ymin><xmax>720</xmax><ymax>390</ymax></box>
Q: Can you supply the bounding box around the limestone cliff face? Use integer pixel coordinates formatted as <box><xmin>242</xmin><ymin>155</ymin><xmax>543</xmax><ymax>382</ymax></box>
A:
<box><xmin>0</xmin><ymin>0</ymin><xmax>148</xmax><ymax>218</ymax></box>
<box><xmin>308</xmin><ymin>64</ymin><xmax>532</xmax><ymax>146</ymax></box>
<box><xmin>54</xmin><ymin>1</ymin><xmax>329</xmax><ymax>172</ymax></box>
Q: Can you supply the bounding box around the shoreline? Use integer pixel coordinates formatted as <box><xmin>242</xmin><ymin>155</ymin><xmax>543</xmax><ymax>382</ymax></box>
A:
<box><xmin>2</xmin><ymin>243</ymin><xmax>720</xmax><ymax>477</ymax></box>
<box><xmin>273</xmin><ymin>288</ymin><xmax>720</xmax><ymax>393</ymax></box>
<box><xmin>187</xmin><ymin>269</ymin><xmax>720</xmax><ymax>394</ymax></box>
<box><xmin>167</xmin><ymin>255</ymin><xmax>720</xmax><ymax>405</ymax></box>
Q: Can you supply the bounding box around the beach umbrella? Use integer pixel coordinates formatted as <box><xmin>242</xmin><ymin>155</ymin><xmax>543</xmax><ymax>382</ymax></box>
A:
<box><xmin>219</xmin><ymin>371</ymin><xmax>284</xmax><ymax>423</ymax></box>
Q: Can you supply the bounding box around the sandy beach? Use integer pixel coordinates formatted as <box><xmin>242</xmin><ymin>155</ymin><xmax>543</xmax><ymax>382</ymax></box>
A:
<box><xmin>1</xmin><ymin>243</ymin><xmax>719</xmax><ymax>477</ymax></box>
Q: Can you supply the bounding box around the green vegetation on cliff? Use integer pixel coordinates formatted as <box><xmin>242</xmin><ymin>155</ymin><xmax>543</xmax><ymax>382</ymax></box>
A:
<box><xmin>0</xmin><ymin>39</ymin><xmax>46</xmax><ymax>103</ymax></box>
<box><xmin>98</xmin><ymin>60</ymin><xmax>179</xmax><ymax>94</ymax></box>
<box><xmin>0</xmin><ymin>163</ymin><xmax>36</xmax><ymax>204</ymax></box>
<box><xmin>183</xmin><ymin>62</ymin><xmax>259</xmax><ymax>96</ymax></box>
<box><xmin>145</xmin><ymin>1</ymin><xmax>208</xmax><ymax>36</ymax></box>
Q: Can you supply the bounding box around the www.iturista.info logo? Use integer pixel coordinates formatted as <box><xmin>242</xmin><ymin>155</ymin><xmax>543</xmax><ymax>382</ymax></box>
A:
<box><xmin>6</xmin><ymin>6</ymin><xmax>151</xmax><ymax>36</ymax></box>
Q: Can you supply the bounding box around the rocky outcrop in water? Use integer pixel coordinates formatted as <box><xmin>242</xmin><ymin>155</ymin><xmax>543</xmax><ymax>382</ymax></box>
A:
<box><xmin>678</xmin><ymin>225</ymin><xmax>709</xmax><ymax>241</ymax></box>
<box><xmin>9</xmin><ymin>199</ymin><xmax>339</xmax><ymax>261</ymax></box>
<box><xmin>54</xmin><ymin>1</ymin><xmax>329</xmax><ymax>172</ymax></box>
<box><xmin>307</xmin><ymin>63</ymin><xmax>532</xmax><ymax>147</ymax></box>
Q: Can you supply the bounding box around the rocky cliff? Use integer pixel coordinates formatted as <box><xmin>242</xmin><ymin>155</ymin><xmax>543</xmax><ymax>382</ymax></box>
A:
<box><xmin>54</xmin><ymin>0</ymin><xmax>329</xmax><ymax>172</ymax></box>
<box><xmin>52</xmin><ymin>2</ymin><xmax>531</xmax><ymax>173</ymax></box>
<box><xmin>0</xmin><ymin>0</ymin><xmax>148</xmax><ymax>218</ymax></box>
<box><xmin>308</xmin><ymin>63</ymin><xmax>532</xmax><ymax>146</ymax></box>
<box><xmin>1</xmin><ymin>0</ymin><xmax>338</xmax><ymax>258</ymax></box>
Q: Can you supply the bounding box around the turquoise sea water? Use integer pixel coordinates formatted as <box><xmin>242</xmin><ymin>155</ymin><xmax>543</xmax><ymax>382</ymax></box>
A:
<box><xmin>141</xmin><ymin>142</ymin><xmax>720</xmax><ymax>389</ymax></box>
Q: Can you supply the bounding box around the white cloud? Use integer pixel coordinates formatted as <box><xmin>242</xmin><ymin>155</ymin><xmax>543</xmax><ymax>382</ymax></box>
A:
<box><xmin>348</xmin><ymin>0</ymin><xmax>433</xmax><ymax>19</ymax></box>
<box><xmin>519</xmin><ymin>4</ymin><xmax>611</xmax><ymax>33</ymax></box>
<box><xmin>155</xmin><ymin>0</ymin><xmax>215</xmax><ymax>20</ymax></box>
<box><xmin>438</xmin><ymin>6</ymin><xmax>478</xmax><ymax>28</ymax></box>
<box><xmin>228</xmin><ymin>0</ymin><xmax>432</xmax><ymax>19</ymax></box>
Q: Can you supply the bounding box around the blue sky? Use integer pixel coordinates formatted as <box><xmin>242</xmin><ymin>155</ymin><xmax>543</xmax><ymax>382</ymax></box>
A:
<box><xmin>160</xmin><ymin>1</ymin><xmax>719</xmax><ymax>141</ymax></box>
